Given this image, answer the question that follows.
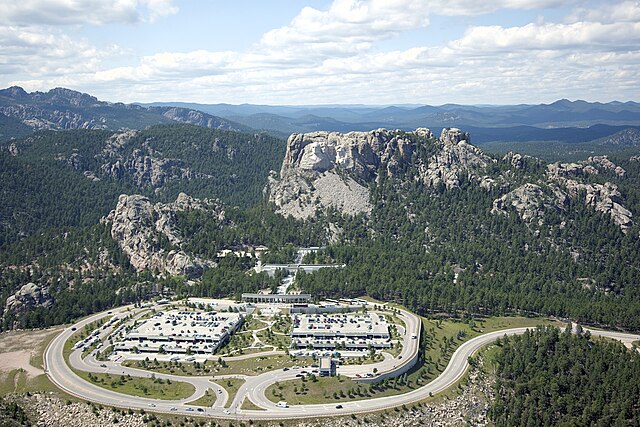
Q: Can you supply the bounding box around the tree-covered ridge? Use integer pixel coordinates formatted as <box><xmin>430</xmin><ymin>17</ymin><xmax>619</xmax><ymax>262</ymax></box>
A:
<box><xmin>0</xmin><ymin>124</ymin><xmax>286</xmax><ymax>245</ymax></box>
<box><xmin>0</xmin><ymin>149</ymin><xmax>138</xmax><ymax>247</ymax></box>
<box><xmin>0</xmin><ymin>224</ymin><xmax>144</xmax><ymax>330</ymax></box>
<box><xmin>489</xmin><ymin>326</ymin><xmax>640</xmax><ymax>426</ymax></box>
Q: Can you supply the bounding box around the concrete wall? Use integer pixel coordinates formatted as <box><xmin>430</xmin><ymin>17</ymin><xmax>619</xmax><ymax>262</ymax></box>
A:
<box><xmin>353</xmin><ymin>317</ymin><xmax>422</xmax><ymax>384</ymax></box>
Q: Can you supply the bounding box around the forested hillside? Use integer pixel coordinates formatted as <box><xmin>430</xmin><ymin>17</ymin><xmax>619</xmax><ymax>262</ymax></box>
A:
<box><xmin>1</xmin><ymin>123</ymin><xmax>640</xmax><ymax>333</ymax></box>
<box><xmin>0</xmin><ymin>124</ymin><xmax>285</xmax><ymax>245</ymax></box>
<box><xmin>489</xmin><ymin>327</ymin><xmax>640</xmax><ymax>426</ymax></box>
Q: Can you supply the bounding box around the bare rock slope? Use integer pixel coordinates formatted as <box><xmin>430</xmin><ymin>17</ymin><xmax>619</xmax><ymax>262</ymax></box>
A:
<box><xmin>104</xmin><ymin>193</ymin><xmax>224</xmax><ymax>277</ymax></box>
<box><xmin>268</xmin><ymin>127</ymin><xmax>492</xmax><ymax>219</ymax></box>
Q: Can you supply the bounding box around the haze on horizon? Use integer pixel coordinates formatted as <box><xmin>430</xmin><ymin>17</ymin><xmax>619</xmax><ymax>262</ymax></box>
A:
<box><xmin>1</xmin><ymin>0</ymin><xmax>638</xmax><ymax>106</ymax></box>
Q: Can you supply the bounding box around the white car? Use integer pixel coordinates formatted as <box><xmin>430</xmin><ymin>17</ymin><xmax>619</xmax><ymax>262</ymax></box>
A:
<box><xmin>223</xmin><ymin>409</ymin><xmax>230</xmax><ymax>415</ymax></box>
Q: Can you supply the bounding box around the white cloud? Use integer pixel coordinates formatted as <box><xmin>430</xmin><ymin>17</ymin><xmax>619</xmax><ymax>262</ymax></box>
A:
<box><xmin>567</xmin><ymin>0</ymin><xmax>640</xmax><ymax>24</ymax></box>
<box><xmin>259</xmin><ymin>0</ymin><xmax>431</xmax><ymax>57</ymax></box>
<box><xmin>450</xmin><ymin>21</ymin><xmax>640</xmax><ymax>52</ymax></box>
<box><xmin>3</xmin><ymin>0</ymin><xmax>640</xmax><ymax>105</ymax></box>
<box><xmin>0</xmin><ymin>0</ymin><xmax>178</xmax><ymax>26</ymax></box>
<box><xmin>431</xmin><ymin>0</ymin><xmax>569</xmax><ymax>16</ymax></box>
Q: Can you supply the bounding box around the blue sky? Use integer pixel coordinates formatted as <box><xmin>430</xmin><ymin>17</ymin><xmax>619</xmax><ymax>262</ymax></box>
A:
<box><xmin>0</xmin><ymin>0</ymin><xmax>638</xmax><ymax>105</ymax></box>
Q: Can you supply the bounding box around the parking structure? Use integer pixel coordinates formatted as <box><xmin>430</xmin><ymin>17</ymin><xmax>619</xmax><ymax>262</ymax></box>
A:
<box><xmin>113</xmin><ymin>310</ymin><xmax>243</xmax><ymax>356</ymax></box>
<box><xmin>291</xmin><ymin>312</ymin><xmax>391</xmax><ymax>351</ymax></box>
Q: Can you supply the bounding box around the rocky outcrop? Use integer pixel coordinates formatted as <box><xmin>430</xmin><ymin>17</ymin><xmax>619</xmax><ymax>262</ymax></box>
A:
<box><xmin>564</xmin><ymin>181</ymin><xmax>633</xmax><ymax>230</ymax></box>
<box><xmin>547</xmin><ymin>159</ymin><xmax>633</xmax><ymax>232</ymax></box>
<box><xmin>547</xmin><ymin>156</ymin><xmax>626</xmax><ymax>179</ymax></box>
<box><xmin>492</xmin><ymin>183</ymin><xmax>568</xmax><ymax>223</ymax></box>
<box><xmin>269</xmin><ymin>127</ymin><xmax>494</xmax><ymax>219</ymax></box>
<box><xmin>104</xmin><ymin>193</ymin><xmax>224</xmax><ymax>277</ymax></box>
<box><xmin>159</xmin><ymin>107</ymin><xmax>237</xmax><ymax>130</ymax></box>
<box><xmin>586</xmin><ymin>156</ymin><xmax>626</xmax><ymax>177</ymax></box>
<box><xmin>418</xmin><ymin>128</ymin><xmax>495</xmax><ymax>190</ymax></box>
<box><xmin>99</xmin><ymin>131</ymin><xmax>212</xmax><ymax>189</ymax></box>
<box><xmin>502</xmin><ymin>152</ymin><xmax>535</xmax><ymax>170</ymax></box>
<box><xmin>4</xmin><ymin>283</ymin><xmax>53</xmax><ymax>318</ymax></box>
<box><xmin>7</xmin><ymin>142</ymin><xmax>19</xmax><ymax>156</ymax></box>
<box><xmin>269</xmin><ymin>128</ymin><xmax>424</xmax><ymax>218</ymax></box>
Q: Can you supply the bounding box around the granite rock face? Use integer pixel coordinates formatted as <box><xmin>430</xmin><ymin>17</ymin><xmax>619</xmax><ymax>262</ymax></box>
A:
<box><xmin>104</xmin><ymin>193</ymin><xmax>223</xmax><ymax>277</ymax></box>
<box><xmin>418</xmin><ymin>128</ymin><xmax>495</xmax><ymax>190</ymax></box>
<box><xmin>492</xmin><ymin>183</ymin><xmax>568</xmax><ymax>223</ymax></box>
<box><xmin>99</xmin><ymin>131</ymin><xmax>212</xmax><ymax>189</ymax></box>
<box><xmin>269</xmin><ymin>128</ymin><xmax>424</xmax><ymax>218</ymax></box>
<box><xmin>269</xmin><ymin>127</ymin><xmax>494</xmax><ymax>219</ymax></box>
<box><xmin>547</xmin><ymin>158</ymin><xmax>633</xmax><ymax>232</ymax></box>
<box><xmin>4</xmin><ymin>283</ymin><xmax>53</xmax><ymax>319</ymax></box>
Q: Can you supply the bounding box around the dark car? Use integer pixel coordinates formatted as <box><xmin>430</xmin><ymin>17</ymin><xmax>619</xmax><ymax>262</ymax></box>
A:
<box><xmin>335</xmin><ymin>405</ymin><xmax>343</xmax><ymax>409</ymax></box>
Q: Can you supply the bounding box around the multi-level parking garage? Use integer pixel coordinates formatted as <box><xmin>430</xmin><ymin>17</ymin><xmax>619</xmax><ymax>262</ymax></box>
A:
<box><xmin>113</xmin><ymin>310</ymin><xmax>243</xmax><ymax>356</ymax></box>
<box><xmin>290</xmin><ymin>312</ymin><xmax>391</xmax><ymax>350</ymax></box>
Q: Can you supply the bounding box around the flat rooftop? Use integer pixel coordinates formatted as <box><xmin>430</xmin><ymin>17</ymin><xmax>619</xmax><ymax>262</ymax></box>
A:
<box><xmin>292</xmin><ymin>312</ymin><xmax>389</xmax><ymax>338</ymax></box>
<box><xmin>114</xmin><ymin>310</ymin><xmax>242</xmax><ymax>355</ymax></box>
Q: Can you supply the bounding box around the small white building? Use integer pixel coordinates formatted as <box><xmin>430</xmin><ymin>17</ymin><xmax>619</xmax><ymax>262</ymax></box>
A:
<box><xmin>319</xmin><ymin>356</ymin><xmax>336</xmax><ymax>376</ymax></box>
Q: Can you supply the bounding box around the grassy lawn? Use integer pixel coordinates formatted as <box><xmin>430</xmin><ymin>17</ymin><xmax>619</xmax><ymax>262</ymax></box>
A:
<box><xmin>256</xmin><ymin>328</ymin><xmax>290</xmax><ymax>349</ymax></box>
<box><xmin>186</xmin><ymin>388</ymin><xmax>218</xmax><ymax>407</ymax></box>
<box><xmin>219</xmin><ymin>354</ymin><xmax>297</xmax><ymax>375</ymax></box>
<box><xmin>123</xmin><ymin>353</ymin><xmax>299</xmax><ymax>376</ymax></box>
<box><xmin>30</xmin><ymin>329</ymin><xmax>63</xmax><ymax>370</ymax></box>
<box><xmin>0</xmin><ymin>326</ymin><xmax>80</xmax><ymax>400</ymax></box>
<box><xmin>270</xmin><ymin>314</ymin><xmax>292</xmax><ymax>334</ymax></box>
<box><xmin>76</xmin><ymin>371</ymin><xmax>195</xmax><ymax>400</ymax></box>
<box><xmin>211</xmin><ymin>377</ymin><xmax>245</xmax><ymax>408</ymax></box>
<box><xmin>240</xmin><ymin>398</ymin><xmax>266</xmax><ymax>411</ymax></box>
<box><xmin>632</xmin><ymin>340</ymin><xmax>639</xmax><ymax>347</ymax></box>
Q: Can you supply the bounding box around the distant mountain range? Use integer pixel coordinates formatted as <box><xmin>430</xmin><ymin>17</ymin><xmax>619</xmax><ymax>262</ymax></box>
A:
<box><xmin>1</xmin><ymin>86</ymin><xmax>639</xmax><ymax>160</ymax></box>
<box><xmin>0</xmin><ymin>86</ymin><xmax>246</xmax><ymax>141</ymax></box>
<box><xmin>141</xmin><ymin>98</ymin><xmax>640</xmax><ymax>134</ymax></box>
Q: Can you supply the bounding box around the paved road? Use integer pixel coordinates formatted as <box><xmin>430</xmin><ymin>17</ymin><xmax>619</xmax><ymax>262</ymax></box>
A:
<box><xmin>44</xmin><ymin>306</ymin><xmax>640</xmax><ymax>421</ymax></box>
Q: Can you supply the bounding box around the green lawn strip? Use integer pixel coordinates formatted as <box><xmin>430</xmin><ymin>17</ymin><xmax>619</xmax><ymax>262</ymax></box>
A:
<box><xmin>633</xmin><ymin>340</ymin><xmax>640</xmax><ymax>347</ymax></box>
<box><xmin>256</xmin><ymin>328</ymin><xmax>290</xmax><ymax>349</ymax></box>
<box><xmin>270</xmin><ymin>314</ymin><xmax>292</xmax><ymax>335</ymax></box>
<box><xmin>186</xmin><ymin>388</ymin><xmax>217</xmax><ymax>407</ymax></box>
<box><xmin>123</xmin><ymin>353</ymin><xmax>297</xmax><ymax>376</ymax></box>
<box><xmin>210</xmin><ymin>378</ymin><xmax>245</xmax><ymax>408</ymax></box>
<box><xmin>218</xmin><ymin>354</ymin><xmax>297</xmax><ymax>375</ymax></box>
<box><xmin>0</xmin><ymin>369</ymin><xmax>77</xmax><ymax>399</ymax></box>
<box><xmin>74</xmin><ymin>370</ymin><xmax>195</xmax><ymax>400</ymax></box>
<box><xmin>240</xmin><ymin>397</ymin><xmax>266</xmax><ymax>411</ymax></box>
<box><xmin>0</xmin><ymin>369</ymin><xmax>21</xmax><ymax>395</ymax></box>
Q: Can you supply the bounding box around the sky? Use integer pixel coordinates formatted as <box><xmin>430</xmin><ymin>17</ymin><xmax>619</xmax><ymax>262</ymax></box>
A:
<box><xmin>0</xmin><ymin>0</ymin><xmax>638</xmax><ymax>105</ymax></box>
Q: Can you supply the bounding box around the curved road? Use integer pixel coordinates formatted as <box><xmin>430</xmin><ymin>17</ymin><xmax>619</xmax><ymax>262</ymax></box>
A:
<box><xmin>45</xmin><ymin>305</ymin><xmax>640</xmax><ymax>420</ymax></box>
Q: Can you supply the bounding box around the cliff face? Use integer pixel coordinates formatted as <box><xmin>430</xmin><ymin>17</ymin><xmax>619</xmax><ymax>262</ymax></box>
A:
<box><xmin>268</xmin><ymin>127</ymin><xmax>494</xmax><ymax>219</ymax></box>
<box><xmin>104</xmin><ymin>193</ymin><xmax>224</xmax><ymax>277</ymax></box>
<box><xmin>269</xmin><ymin>127</ymin><xmax>634</xmax><ymax>233</ymax></box>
